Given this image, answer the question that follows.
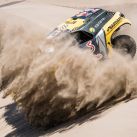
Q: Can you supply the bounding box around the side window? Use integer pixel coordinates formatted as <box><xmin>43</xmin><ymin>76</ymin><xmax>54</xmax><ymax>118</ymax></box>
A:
<box><xmin>73</xmin><ymin>31</ymin><xmax>93</xmax><ymax>44</ymax></box>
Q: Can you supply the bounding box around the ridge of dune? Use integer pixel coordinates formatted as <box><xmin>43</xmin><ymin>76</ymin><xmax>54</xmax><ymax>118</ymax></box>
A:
<box><xmin>29</xmin><ymin>0</ymin><xmax>137</xmax><ymax>7</ymax></box>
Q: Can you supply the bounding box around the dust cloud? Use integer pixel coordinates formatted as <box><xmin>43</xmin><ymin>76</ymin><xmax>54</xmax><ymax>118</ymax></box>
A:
<box><xmin>0</xmin><ymin>12</ymin><xmax>137</xmax><ymax>128</ymax></box>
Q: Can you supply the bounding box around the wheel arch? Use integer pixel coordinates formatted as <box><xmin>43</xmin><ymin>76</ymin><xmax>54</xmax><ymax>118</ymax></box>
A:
<box><xmin>103</xmin><ymin>12</ymin><xmax>132</xmax><ymax>56</ymax></box>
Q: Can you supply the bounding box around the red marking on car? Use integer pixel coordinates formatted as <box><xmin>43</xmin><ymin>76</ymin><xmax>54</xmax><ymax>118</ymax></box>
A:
<box><xmin>91</xmin><ymin>8</ymin><xmax>100</xmax><ymax>13</ymax></box>
<box><xmin>76</xmin><ymin>11</ymin><xmax>88</xmax><ymax>17</ymax></box>
<box><xmin>86</xmin><ymin>41</ymin><xmax>95</xmax><ymax>53</ymax></box>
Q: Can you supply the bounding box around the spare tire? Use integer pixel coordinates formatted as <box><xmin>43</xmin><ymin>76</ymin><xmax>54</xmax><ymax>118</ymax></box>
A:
<box><xmin>112</xmin><ymin>35</ymin><xmax>136</xmax><ymax>57</ymax></box>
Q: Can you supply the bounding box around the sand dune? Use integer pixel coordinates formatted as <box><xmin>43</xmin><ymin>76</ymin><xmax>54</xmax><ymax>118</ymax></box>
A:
<box><xmin>0</xmin><ymin>1</ymin><xmax>137</xmax><ymax>137</ymax></box>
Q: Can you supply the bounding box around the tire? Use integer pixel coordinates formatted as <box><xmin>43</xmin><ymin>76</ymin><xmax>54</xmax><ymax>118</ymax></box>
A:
<box><xmin>112</xmin><ymin>35</ymin><xmax>136</xmax><ymax>57</ymax></box>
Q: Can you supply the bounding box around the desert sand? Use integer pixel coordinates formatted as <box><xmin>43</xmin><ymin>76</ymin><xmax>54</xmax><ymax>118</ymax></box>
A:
<box><xmin>0</xmin><ymin>0</ymin><xmax>137</xmax><ymax>137</ymax></box>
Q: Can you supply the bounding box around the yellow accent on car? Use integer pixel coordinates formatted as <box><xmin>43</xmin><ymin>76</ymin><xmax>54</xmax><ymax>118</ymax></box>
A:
<box><xmin>103</xmin><ymin>12</ymin><xmax>131</xmax><ymax>56</ymax></box>
<box><xmin>58</xmin><ymin>18</ymin><xmax>85</xmax><ymax>31</ymax></box>
<box><xmin>89</xmin><ymin>27</ymin><xmax>95</xmax><ymax>33</ymax></box>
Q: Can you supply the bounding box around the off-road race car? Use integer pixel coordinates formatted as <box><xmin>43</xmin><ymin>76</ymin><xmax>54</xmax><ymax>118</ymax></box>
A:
<box><xmin>48</xmin><ymin>8</ymin><xmax>136</xmax><ymax>58</ymax></box>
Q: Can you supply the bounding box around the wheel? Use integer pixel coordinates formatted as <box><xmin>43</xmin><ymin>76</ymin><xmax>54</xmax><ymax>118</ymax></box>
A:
<box><xmin>112</xmin><ymin>35</ymin><xmax>136</xmax><ymax>57</ymax></box>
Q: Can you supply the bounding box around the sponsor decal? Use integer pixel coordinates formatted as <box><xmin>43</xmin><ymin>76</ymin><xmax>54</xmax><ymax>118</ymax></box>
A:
<box><xmin>66</xmin><ymin>20</ymin><xmax>77</xmax><ymax>24</ymax></box>
<box><xmin>85</xmin><ymin>8</ymin><xmax>99</xmax><ymax>13</ymax></box>
<box><xmin>73</xmin><ymin>9</ymin><xmax>100</xmax><ymax>19</ymax></box>
<box><xmin>89</xmin><ymin>27</ymin><xmax>95</xmax><ymax>33</ymax></box>
<box><xmin>85</xmin><ymin>8</ymin><xmax>100</xmax><ymax>13</ymax></box>
<box><xmin>76</xmin><ymin>11</ymin><xmax>88</xmax><ymax>17</ymax></box>
<box><xmin>86</xmin><ymin>41</ymin><xmax>95</xmax><ymax>53</ymax></box>
<box><xmin>90</xmin><ymin>8</ymin><xmax>100</xmax><ymax>13</ymax></box>
<box><xmin>95</xmin><ymin>17</ymin><xmax>106</xmax><ymax>28</ymax></box>
<box><xmin>59</xmin><ymin>24</ymin><xmax>68</xmax><ymax>31</ymax></box>
<box><xmin>107</xmin><ymin>17</ymin><xmax>121</xmax><ymax>32</ymax></box>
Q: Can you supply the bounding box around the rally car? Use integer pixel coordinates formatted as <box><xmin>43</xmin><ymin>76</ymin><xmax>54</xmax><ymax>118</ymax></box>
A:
<box><xmin>48</xmin><ymin>8</ymin><xmax>136</xmax><ymax>58</ymax></box>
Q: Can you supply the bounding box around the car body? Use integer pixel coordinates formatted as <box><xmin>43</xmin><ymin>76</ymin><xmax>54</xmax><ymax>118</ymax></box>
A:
<box><xmin>48</xmin><ymin>8</ymin><xmax>135</xmax><ymax>58</ymax></box>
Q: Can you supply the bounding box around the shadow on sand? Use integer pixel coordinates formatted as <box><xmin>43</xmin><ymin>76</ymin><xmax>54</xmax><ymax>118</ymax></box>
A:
<box><xmin>0</xmin><ymin>0</ymin><xmax>26</xmax><ymax>8</ymax></box>
<box><xmin>3</xmin><ymin>93</ymin><xmax>133</xmax><ymax>137</ymax></box>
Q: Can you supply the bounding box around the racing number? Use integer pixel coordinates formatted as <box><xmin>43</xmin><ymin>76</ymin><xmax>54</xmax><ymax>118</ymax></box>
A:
<box><xmin>86</xmin><ymin>41</ymin><xmax>95</xmax><ymax>53</ymax></box>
